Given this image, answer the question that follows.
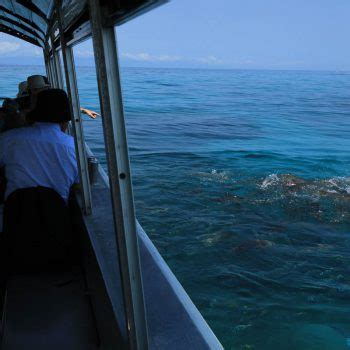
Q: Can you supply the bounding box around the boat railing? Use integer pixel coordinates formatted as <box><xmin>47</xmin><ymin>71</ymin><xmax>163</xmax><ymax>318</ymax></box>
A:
<box><xmin>82</xmin><ymin>142</ymin><xmax>223</xmax><ymax>349</ymax></box>
<box><xmin>47</xmin><ymin>1</ymin><xmax>150</xmax><ymax>348</ymax></box>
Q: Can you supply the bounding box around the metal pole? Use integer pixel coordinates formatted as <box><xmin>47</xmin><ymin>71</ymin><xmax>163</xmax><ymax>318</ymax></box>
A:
<box><xmin>55</xmin><ymin>0</ymin><xmax>92</xmax><ymax>215</ymax></box>
<box><xmin>49</xmin><ymin>56</ymin><xmax>58</xmax><ymax>87</ymax></box>
<box><xmin>43</xmin><ymin>48</ymin><xmax>51</xmax><ymax>82</ymax></box>
<box><xmin>88</xmin><ymin>0</ymin><xmax>149</xmax><ymax>348</ymax></box>
<box><xmin>48</xmin><ymin>58</ymin><xmax>53</xmax><ymax>85</ymax></box>
<box><xmin>55</xmin><ymin>53</ymin><xmax>63</xmax><ymax>88</ymax></box>
<box><xmin>53</xmin><ymin>46</ymin><xmax>64</xmax><ymax>88</ymax></box>
<box><xmin>47</xmin><ymin>62</ymin><xmax>53</xmax><ymax>85</ymax></box>
<box><xmin>45</xmin><ymin>48</ymin><xmax>54</xmax><ymax>86</ymax></box>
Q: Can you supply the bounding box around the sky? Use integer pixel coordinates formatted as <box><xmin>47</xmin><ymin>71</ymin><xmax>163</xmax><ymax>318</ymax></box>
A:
<box><xmin>1</xmin><ymin>0</ymin><xmax>350</xmax><ymax>70</ymax></box>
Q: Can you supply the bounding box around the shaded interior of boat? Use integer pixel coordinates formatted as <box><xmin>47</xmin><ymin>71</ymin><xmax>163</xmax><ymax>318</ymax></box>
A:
<box><xmin>0</xmin><ymin>0</ymin><xmax>224</xmax><ymax>349</ymax></box>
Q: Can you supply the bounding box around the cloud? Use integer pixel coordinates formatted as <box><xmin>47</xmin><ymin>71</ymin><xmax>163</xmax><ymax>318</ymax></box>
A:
<box><xmin>32</xmin><ymin>48</ymin><xmax>43</xmax><ymax>57</ymax></box>
<box><xmin>194</xmin><ymin>55</ymin><xmax>256</xmax><ymax>66</ymax></box>
<box><xmin>121</xmin><ymin>52</ymin><xmax>183</xmax><ymax>62</ymax></box>
<box><xmin>0</xmin><ymin>35</ymin><xmax>43</xmax><ymax>58</ymax></box>
<box><xmin>73</xmin><ymin>49</ymin><xmax>227</xmax><ymax>65</ymax></box>
<box><xmin>195</xmin><ymin>55</ymin><xmax>226</xmax><ymax>65</ymax></box>
<box><xmin>0</xmin><ymin>41</ymin><xmax>20</xmax><ymax>54</ymax></box>
<box><xmin>75</xmin><ymin>49</ymin><xmax>94</xmax><ymax>58</ymax></box>
<box><xmin>120</xmin><ymin>52</ymin><xmax>253</xmax><ymax>67</ymax></box>
<box><xmin>120</xmin><ymin>52</ymin><xmax>225</xmax><ymax>65</ymax></box>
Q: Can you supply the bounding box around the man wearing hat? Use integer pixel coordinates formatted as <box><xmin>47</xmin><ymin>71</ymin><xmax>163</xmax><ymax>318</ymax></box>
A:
<box><xmin>0</xmin><ymin>81</ymin><xmax>30</xmax><ymax>132</ymax></box>
<box><xmin>0</xmin><ymin>101</ymin><xmax>27</xmax><ymax>133</ymax></box>
<box><xmin>17</xmin><ymin>81</ymin><xmax>29</xmax><ymax>98</ymax></box>
<box><xmin>0</xmin><ymin>79</ymin><xmax>31</xmax><ymax>133</ymax></box>
<box><xmin>0</xmin><ymin>88</ymin><xmax>79</xmax><ymax>203</ymax></box>
<box><xmin>16</xmin><ymin>80</ymin><xmax>31</xmax><ymax>110</ymax></box>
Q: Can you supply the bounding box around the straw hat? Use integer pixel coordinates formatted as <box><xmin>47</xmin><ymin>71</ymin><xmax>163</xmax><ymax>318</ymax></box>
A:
<box><xmin>27</xmin><ymin>75</ymin><xmax>51</xmax><ymax>91</ymax></box>
<box><xmin>17</xmin><ymin>81</ymin><xmax>28</xmax><ymax>97</ymax></box>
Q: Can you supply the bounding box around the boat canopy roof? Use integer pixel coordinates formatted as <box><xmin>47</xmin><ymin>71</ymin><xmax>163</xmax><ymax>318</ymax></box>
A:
<box><xmin>0</xmin><ymin>0</ymin><xmax>165</xmax><ymax>48</ymax></box>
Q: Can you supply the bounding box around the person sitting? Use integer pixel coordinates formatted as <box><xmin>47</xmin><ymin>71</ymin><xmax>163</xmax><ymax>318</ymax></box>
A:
<box><xmin>0</xmin><ymin>80</ymin><xmax>31</xmax><ymax>133</ymax></box>
<box><xmin>0</xmin><ymin>80</ymin><xmax>30</xmax><ymax>128</ymax></box>
<box><xmin>0</xmin><ymin>99</ymin><xmax>28</xmax><ymax>132</ymax></box>
<box><xmin>0</xmin><ymin>76</ymin><xmax>55</xmax><ymax>133</ymax></box>
<box><xmin>17</xmin><ymin>81</ymin><xmax>29</xmax><ymax>98</ymax></box>
<box><xmin>26</xmin><ymin>74</ymin><xmax>101</xmax><ymax>119</ymax></box>
<box><xmin>15</xmin><ymin>80</ymin><xmax>31</xmax><ymax>110</ymax></box>
<box><xmin>0</xmin><ymin>88</ymin><xmax>79</xmax><ymax>203</ymax></box>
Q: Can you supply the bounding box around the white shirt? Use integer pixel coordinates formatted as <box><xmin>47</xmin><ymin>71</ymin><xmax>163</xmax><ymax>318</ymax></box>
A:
<box><xmin>0</xmin><ymin>122</ymin><xmax>79</xmax><ymax>202</ymax></box>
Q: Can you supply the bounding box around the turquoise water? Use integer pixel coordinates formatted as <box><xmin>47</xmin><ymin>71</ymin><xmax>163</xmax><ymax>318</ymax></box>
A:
<box><xmin>1</xmin><ymin>65</ymin><xmax>350</xmax><ymax>349</ymax></box>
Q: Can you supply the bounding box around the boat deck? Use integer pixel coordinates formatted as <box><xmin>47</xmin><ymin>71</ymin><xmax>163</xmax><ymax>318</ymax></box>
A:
<box><xmin>81</xmin><ymin>162</ymin><xmax>223</xmax><ymax>349</ymax></box>
<box><xmin>0</xmin><ymin>162</ymin><xmax>223</xmax><ymax>350</ymax></box>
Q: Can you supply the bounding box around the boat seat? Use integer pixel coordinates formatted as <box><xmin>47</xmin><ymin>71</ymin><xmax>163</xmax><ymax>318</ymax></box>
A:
<box><xmin>2</xmin><ymin>187</ymin><xmax>77</xmax><ymax>273</ymax></box>
<box><xmin>0</xmin><ymin>188</ymin><xmax>98</xmax><ymax>349</ymax></box>
<box><xmin>0</xmin><ymin>270</ymin><xmax>99</xmax><ymax>350</ymax></box>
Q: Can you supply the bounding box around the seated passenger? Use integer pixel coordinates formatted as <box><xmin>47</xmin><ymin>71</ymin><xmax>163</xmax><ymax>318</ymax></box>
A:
<box><xmin>27</xmin><ymin>75</ymin><xmax>100</xmax><ymax>119</ymax></box>
<box><xmin>0</xmin><ymin>99</ymin><xmax>27</xmax><ymax>132</ymax></box>
<box><xmin>17</xmin><ymin>81</ymin><xmax>29</xmax><ymax>98</ymax></box>
<box><xmin>0</xmin><ymin>89</ymin><xmax>79</xmax><ymax>203</ymax></box>
<box><xmin>15</xmin><ymin>80</ymin><xmax>31</xmax><ymax>111</ymax></box>
<box><xmin>1</xmin><ymin>80</ymin><xmax>31</xmax><ymax>122</ymax></box>
<box><xmin>8</xmin><ymin>76</ymin><xmax>49</xmax><ymax>115</ymax></box>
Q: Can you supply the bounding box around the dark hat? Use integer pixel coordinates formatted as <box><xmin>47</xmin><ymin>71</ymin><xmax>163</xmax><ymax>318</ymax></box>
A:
<box><xmin>27</xmin><ymin>89</ymin><xmax>71</xmax><ymax>123</ymax></box>
<box><xmin>27</xmin><ymin>75</ymin><xmax>50</xmax><ymax>91</ymax></box>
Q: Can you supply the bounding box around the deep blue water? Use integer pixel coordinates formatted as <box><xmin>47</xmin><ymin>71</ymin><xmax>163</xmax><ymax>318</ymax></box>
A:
<box><xmin>1</xmin><ymin>65</ymin><xmax>350</xmax><ymax>349</ymax></box>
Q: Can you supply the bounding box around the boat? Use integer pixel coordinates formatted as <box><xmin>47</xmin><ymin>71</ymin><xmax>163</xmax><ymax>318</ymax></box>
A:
<box><xmin>0</xmin><ymin>0</ymin><xmax>223</xmax><ymax>349</ymax></box>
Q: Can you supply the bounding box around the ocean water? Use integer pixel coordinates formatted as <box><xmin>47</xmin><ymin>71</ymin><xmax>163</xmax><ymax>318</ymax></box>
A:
<box><xmin>1</xmin><ymin>65</ymin><xmax>350</xmax><ymax>349</ymax></box>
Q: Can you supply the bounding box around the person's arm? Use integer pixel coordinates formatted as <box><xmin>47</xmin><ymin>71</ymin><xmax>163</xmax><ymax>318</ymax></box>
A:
<box><xmin>80</xmin><ymin>107</ymin><xmax>100</xmax><ymax>119</ymax></box>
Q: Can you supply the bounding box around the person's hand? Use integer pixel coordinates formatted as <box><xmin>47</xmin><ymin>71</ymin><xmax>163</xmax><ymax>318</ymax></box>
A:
<box><xmin>81</xmin><ymin>107</ymin><xmax>101</xmax><ymax>119</ymax></box>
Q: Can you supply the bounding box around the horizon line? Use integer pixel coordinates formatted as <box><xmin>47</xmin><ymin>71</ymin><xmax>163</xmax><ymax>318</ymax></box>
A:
<box><xmin>0</xmin><ymin>63</ymin><xmax>349</xmax><ymax>74</ymax></box>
